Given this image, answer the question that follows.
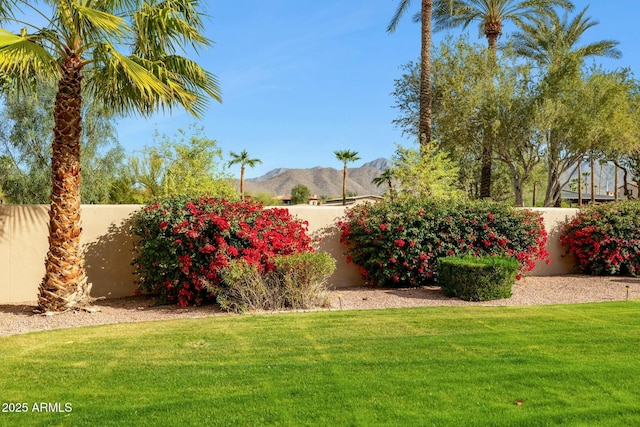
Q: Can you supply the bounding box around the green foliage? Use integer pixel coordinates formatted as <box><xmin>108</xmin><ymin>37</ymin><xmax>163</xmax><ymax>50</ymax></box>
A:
<box><xmin>339</xmin><ymin>196</ymin><xmax>549</xmax><ymax>287</ymax></box>
<box><xmin>391</xmin><ymin>141</ymin><xmax>463</xmax><ymax>199</ymax></box>
<box><xmin>218</xmin><ymin>252</ymin><xmax>335</xmax><ymax>313</ymax></box>
<box><xmin>246</xmin><ymin>191</ymin><xmax>282</xmax><ymax>206</ymax></box>
<box><xmin>438</xmin><ymin>255</ymin><xmax>518</xmax><ymax>301</ymax></box>
<box><xmin>130</xmin><ymin>126</ymin><xmax>237</xmax><ymax>203</ymax></box>
<box><xmin>130</xmin><ymin>196</ymin><xmax>314</xmax><ymax>306</ymax></box>
<box><xmin>0</xmin><ymin>81</ymin><xmax>124</xmax><ymax>204</ymax></box>
<box><xmin>290</xmin><ymin>184</ymin><xmax>311</xmax><ymax>205</ymax></box>
<box><xmin>561</xmin><ymin>201</ymin><xmax>640</xmax><ymax>276</ymax></box>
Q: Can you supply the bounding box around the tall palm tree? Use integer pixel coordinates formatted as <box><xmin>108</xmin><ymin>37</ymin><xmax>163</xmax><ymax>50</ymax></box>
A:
<box><xmin>510</xmin><ymin>7</ymin><xmax>621</xmax><ymax>206</ymax></box>
<box><xmin>0</xmin><ymin>0</ymin><xmax>220</xmax><ymax>314</ymax></box>
<box><xmin>228</xmin><ymin>149</ymin><xmax>262</xmax><ymax>200</ymax></box>
<box><xmin>433</xmin><ymin>0</ymin><xmax>573</xmax><ymax>198</ymax></box>
<box><xmin>510</xmin><ymin>6</ymin><xmax>621</xmax><ymax>77</ymax></box>
<box><xmin>334</xmin><ymin>150</ymin><xmax>361</xmax><ymax>206</ymax></box>
<box><xmin>387</xmin><ymin>0</ymin><xmax>433</xmax><ymax>152</ymax></box>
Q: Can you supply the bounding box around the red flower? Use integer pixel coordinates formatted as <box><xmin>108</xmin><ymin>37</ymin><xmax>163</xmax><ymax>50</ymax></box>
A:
<box><xmin>394</xmin><ymin>239</ymin><xmax>406</xmax><ymax>247</ymax></box>
<box><xmin>199</xmin><ymin>243</ymin><xmax>216</xmax><ymax>254</ymax></box>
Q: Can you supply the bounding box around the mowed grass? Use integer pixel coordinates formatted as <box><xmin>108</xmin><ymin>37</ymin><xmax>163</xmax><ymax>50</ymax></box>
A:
<box><xmin>1</xmin><ymin>302</ymin><xmax>640</xmax><ymax>426</ymax></box>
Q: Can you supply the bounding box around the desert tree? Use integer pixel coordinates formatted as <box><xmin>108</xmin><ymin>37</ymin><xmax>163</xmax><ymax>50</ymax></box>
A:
<box><xmin>433</xmin><ymin>0</ymin><xmax>574</xmax><ymax>198</ymax></box>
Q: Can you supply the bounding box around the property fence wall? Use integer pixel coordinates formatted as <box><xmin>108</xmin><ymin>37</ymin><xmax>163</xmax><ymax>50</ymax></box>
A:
<box><xmin>0</xmin><ymin>205</ymin><xmax>578</xmax><ymax>304</ymax></box>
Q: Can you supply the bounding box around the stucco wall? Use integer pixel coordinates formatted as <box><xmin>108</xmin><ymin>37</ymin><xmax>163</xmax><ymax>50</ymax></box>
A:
<box><xmin>0</xmin><ymin>205</ymin><xmax>577</xmax><ymax>304</ymax></box>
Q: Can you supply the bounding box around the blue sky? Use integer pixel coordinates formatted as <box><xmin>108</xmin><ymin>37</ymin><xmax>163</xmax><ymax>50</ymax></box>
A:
<box><xmin>117</xmin><ymin>1</ymin><xmax>640</xmax><ymax>179</ymax></box>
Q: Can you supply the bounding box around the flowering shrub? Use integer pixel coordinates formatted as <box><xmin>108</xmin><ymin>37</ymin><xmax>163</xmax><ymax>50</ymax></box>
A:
<box><xmin>338</xmin><ymin>197</ymin><xmax>550</xmax><ymax>287</ymax></box>
<box><xmin>560</xmin><ymin>201</ymin><xmax>640</xmax><ymax>276</ymax></box>
<box><xmin>131</xmin><ymin>196</ymin><xmax>314</xmax><ymax>306</ymax></box>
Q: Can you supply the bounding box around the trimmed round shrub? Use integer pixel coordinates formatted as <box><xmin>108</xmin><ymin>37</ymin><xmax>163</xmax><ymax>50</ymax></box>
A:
<box><xmin>338</xmin><ymin>197</ymin><xmax>550</xmax><ymax>287</ymax></box>
<box><xmin>560</xmin><ymin>200</ymin><xmax>640</xmax><ymax>276</ymax></box>
<box><xmin>438</xmin><ymin>255</ymin><xmax>518</xmax><ymax>301</ymax></box>
<box><xmin>131</xmin><ymin>196</ymin><xmax>314</xmax><ymax>306</ymax></box>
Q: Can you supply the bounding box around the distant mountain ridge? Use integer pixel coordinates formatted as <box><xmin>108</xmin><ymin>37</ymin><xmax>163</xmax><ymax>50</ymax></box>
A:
<box><xmin>240</xmin><ymin>158</ymin><xmax>390</xmax><ymax>198</ymax></box>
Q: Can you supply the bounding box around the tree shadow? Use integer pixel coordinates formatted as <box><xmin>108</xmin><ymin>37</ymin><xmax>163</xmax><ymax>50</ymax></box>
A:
<box><xmin>0</xmin><ymin>205</ymin><xmax>7</xmax><ymax>244</ymax></box>
<box><xmin>83</xmin><ymin>215</ymin><xmax>138</xmax><ymax>299</ymax></box>
<box><xmin>0</xmin><ymin>205</ymin><xmax>49</xmax><ymax>244</ymax></box>
<box><xmin>311</xmin><ymin>224</ymin><xmax>365</xmax><ymax>289</ymax></box>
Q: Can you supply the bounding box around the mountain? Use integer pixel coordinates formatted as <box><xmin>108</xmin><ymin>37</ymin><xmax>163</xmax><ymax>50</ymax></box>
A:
<box><xmin>241</xmin><ymin>158</ymin><xmax>390</xmax><ymax>197</ymax></box>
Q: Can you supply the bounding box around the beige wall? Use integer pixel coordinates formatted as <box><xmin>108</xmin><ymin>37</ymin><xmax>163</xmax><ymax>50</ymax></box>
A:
<box><xmin>0</xmin><ymin>205</ymin><xmax>578</xmax><ymax>304</ymax></box>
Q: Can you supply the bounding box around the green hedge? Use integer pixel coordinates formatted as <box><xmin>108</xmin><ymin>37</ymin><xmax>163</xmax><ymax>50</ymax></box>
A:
<box><xmin>438</xmin><ymin>255</ymin><xmax>517</xmax><ymax>301</ymax></box>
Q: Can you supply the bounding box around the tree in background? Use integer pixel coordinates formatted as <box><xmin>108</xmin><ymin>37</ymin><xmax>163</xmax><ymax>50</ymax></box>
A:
<box><xmin>0</xmin><ymin>81</ymin><xmax>124</xmax><ymax>204</ymax></box>
<box><xmin>228</xmin><ymin>149</ymin><xmax>262</xmax><ymax>200</ymax></box>
<box><xmin>510</xmin><ymin>6</ymin><xmax>622</xmax><ymax>206</ymax></box>
<box><xmin>372</xmin><ymin>168</ymin><xmax>396</xmax><ymax>200</ymax></box>
<box><xmin>334</xmin><ymin>149</ymin><xmax>361</xmax><ymax>205</ymax></box>
<box><xmin>392</xmin><ymin>142</ymin><xmax>463</xmax><ymax>199</ymax></box>
<box><xmin>245</xmin><ymin>191</ymin><xmax>283</xmax><ymax>206</ymax></box>
<box><xmin>291</xmin><ymin>184</ymin><xmax>311</xmax><ymax>205</ymax></box>
<box><xmin>388</xmin><ymin>0</ymin><xmax>433</xmax><ymax>152</ymax></box>
<box><xmin>433</xmin><ymin>0</ymin><xmax>573</xmax><ymax>198</ymax></box>
<box><xmin>0</xmin><ymin>0</ymin><xmax>221</xmax><ymax>313</ymax></box>
<box><xmin>130</xmin><ymin>127</ymin><xmax>236</xmax><ymax>202</ymax></box>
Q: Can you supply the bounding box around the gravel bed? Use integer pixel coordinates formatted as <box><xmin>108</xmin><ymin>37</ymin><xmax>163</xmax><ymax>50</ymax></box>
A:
<box><xmin>1</xmin><ymin>275</ymin><xmax>639</xmax><ymax>337</ymax></box>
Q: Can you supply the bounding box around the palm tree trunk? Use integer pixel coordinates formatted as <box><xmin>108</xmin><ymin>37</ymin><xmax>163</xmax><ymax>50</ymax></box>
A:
<box><xmin>419</xmin><ymin>0</ymin><xmax>433</xmax><ymax>153</ymax></box>
<box><xmin>614</xmin><ymin>161</ymin><xmax>619</xmax><ymax>200</ymax></box>
<box><xmin>590</xmin><ymin>155</ymin><xmax>595</xmax><ymax>203</ymax></box>
<box><xmin>577</xmin><ymin>162</ymin><xmax>582</xmax><ymax>207</ymax></box>
<box><xmin>37</xmin><ymin>55</ymin><xmax>90</xmax><ymax>313</ymax></box>
<box><xmin>342</xmin><ymin>164</ymin><xmax>347</xmax><ymax>206</ymax></box>
<box><xmin>479</xmin><ymin>142</ymin><xmax>492</xmax><ymax>199</ymax></box>
<box><xmin>479</xmin><ymin>31</ymin><xmax>500</xmax><ymax>199</ymax></box>
<box><xmin>240</xmin><ymin>166</ymin><xmax>245</xmax><ymax>200</ymax></box>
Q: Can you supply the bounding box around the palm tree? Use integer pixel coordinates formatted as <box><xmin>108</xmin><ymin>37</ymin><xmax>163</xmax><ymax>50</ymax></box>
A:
<box><xmin>510</xmin><ymin>6</ymin><xmax>621</xmax><ymax>206</ymax></box>
<box><xmin>334</xmin><ymin>150</ymin><xmax>361</xmax><ymax>206</ymax></box>
<box><xmin>387</xmin><ymin>0</ymin><xmax>433</xmax><ymax>152</ymax></box>
<box><xmin>372</xmin><ymin>168</ymin><xmax>396</xmax><ymax>200</ymax></box>
<box><xmin>228</xmin><ymin>149</ymin><xmax>262</xmax><ymax>200</ymax></box>
<box><xmin>510</xmin><ymin>7</ymin><xmax>621</xmax><ymax>77</ymax></box>
<box><xmin>0</xmin><ymin>0</ymin><xmax>220</xmax><ymax>314</ymax></box>
<box><xmin>434</xmin><ymin>0</ymin><xmax>573</xmax><ymax>54</ymax></box>
<box><xmin>433</xmin><ymin>0</ymin><xmax>573</xmax><ymax>198</ymax></box>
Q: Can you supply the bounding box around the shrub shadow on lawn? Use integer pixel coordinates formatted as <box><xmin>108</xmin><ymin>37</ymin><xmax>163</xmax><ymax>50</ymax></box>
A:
<box><xmin>385</xmin><ymin>286</ymin><xmax>450</xmax><ymax>301</ymax></box>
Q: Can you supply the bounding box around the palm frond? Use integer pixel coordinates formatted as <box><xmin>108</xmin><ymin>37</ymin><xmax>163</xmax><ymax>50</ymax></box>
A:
<box><xmin>75</xmin><ymin>4</ymin><xmax>128</xmax><ymax>39</ymax></box>
<box><xmin>387</xmin><ymin>0</ymin><xmax>413</xmax><ymax>33</ymax></box>
<box><xmin>0</xmin><ymin>29</ymin><xmax>58</xmax><ymax>79</ymax></box>
<box><xmin>133</xmin><ymin>0</ymin><xmax>210</xmax><ymax>58</ymax></box>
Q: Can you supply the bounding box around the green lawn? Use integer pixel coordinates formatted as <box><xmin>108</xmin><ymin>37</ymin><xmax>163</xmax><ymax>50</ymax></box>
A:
<box><xmin>1</xmin><ymin>302</ymin><xmax>639</xmax><ymax>426</ymax></box>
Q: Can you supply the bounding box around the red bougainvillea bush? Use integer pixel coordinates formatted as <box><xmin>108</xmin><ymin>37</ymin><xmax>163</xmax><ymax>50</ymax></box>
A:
<box><xmin>131</xmin><ymin>197</ymin><xmax>313</xmax><ymax>306</ymax></box>
<box><xmin>560</xmin><ymin>200</ymin><xmax>640</xmax><ymax>276</ymax></box>
<box><xmin>338</xmin><ymin>197</ymin><xmax>550</xmax><ymax>287</ymax></box>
